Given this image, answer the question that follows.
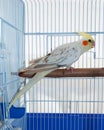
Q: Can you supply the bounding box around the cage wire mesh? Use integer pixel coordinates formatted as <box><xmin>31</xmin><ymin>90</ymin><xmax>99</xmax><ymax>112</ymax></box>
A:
<box><xmin>0</xmin><ymin>0</ymin><xmax>104</xmax><ymax>130</ymax></box>
<box><xmin>23</xmin><ymin>0</ymin><xmax>104</xmax><ymax>112</ymax></box>
<box><xmin>0</xmin><ymin>0</ymin><xmax>26</xmax><ymax>130</ymax></box>
<box><xmin>22</xmin><ymin>0</ymin><xmax>104</xmax><ymax>129</ymax></box>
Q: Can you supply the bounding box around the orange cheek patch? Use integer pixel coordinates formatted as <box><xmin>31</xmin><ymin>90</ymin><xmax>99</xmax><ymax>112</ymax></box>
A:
<box><xmin>82</xmin><ymin>40</ymin><xmax>88</xmax><ymax>46</ymax></box>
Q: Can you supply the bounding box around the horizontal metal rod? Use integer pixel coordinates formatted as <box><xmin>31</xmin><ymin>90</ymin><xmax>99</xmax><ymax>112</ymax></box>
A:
<box><xmin>18</xmin><ymin>68</ymin><xmax>104</xmax><ymax>78</ymax></box>
<box><xmin>25</xmin><ymin>32</ymin><xmax>104</xmax><ymax>36</ymax></box>
<box><xmin>26</xmin><ymin>100</ymin><xmax>104</xmax><ymax>103</ymax></box>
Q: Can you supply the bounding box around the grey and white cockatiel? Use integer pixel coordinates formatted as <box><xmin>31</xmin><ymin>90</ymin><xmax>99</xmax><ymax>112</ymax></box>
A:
<box><xmin>7</xmin><ymin>32</ymin><xmax>95</xmax><ymax>111</ymax></box>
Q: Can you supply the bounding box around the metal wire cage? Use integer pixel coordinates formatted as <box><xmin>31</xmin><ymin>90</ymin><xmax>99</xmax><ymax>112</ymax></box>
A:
<box><xmin>0</xmin><ymin>0</ymin><xmax>26</xmax><ymax>129</ymax></box>
<box><xmin>0</xmin><ymin>0</ymin><xmax>104</xmax><ymax>130</ymax></box>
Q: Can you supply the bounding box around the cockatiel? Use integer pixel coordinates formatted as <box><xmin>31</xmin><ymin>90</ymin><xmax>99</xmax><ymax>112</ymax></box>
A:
<box><xmin>7</xmin><ymin>32</ymin><xmax>95</xmax><ymax>111</ymax></box>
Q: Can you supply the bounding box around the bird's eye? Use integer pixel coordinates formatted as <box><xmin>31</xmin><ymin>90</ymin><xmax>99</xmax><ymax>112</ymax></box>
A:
<box><xmin>88</xmin><ymin>39</ymin><xmax>91</xmax><ymax>42</ymax></box>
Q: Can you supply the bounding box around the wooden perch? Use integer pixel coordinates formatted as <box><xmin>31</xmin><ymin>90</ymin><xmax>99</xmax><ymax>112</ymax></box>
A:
<box><xmin>18</xmin><ymin>68</ymin><xmax>104</xmax><ymax>78</ymax></box>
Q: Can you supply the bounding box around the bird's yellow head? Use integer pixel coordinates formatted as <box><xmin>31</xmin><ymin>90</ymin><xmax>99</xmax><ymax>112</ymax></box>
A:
<box><xmin>78</xmin><ymin>32</ymin><xmax>95</xmax><ymax>52</ymax></box>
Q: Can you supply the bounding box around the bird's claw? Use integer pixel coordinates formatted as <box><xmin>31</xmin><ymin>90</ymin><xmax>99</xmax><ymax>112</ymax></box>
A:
<box><xmin>67</xmin><ymin>67</ymin><xmax>74</xmax><ymax>73</ymax></box>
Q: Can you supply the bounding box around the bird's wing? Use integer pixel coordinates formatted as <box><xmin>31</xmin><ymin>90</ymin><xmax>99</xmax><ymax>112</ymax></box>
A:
<box><xmin>22</xmin><ymin>43</ymin><xmax>75</xmax><ymax>71</ymax></box>
<box><xmin>20</xmin><ymin>64</ymin><xmax>58</xmax><ymax>73</ymax></box>
<box><xmin>43</xmin><ymin>44</ymin><xmax>70</xmax><ymax>64</ymax></box>
<box><xmin>45</xmin><ymin>42</ymin><xmax>82</xmax><ymax>65</ymax></box>
<box><xmin>29</xmin><ymin>57</ymin><xmax>43</xmax><ymax>64</ymax></box>
<box><xmin>28</xmin><ymin>42</ymin><xmax>80</xmax><ymax>67</ymax></box>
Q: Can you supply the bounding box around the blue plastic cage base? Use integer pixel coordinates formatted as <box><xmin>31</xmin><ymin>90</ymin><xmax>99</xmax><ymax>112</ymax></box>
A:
<box><xmin>0</xmin><ymin>103</ymin><xmax>25</xmax><ymax>119</ymax></box>
<box><xmin>1</xmin><ymin>102</ymin><xmax>104</xmax><ymax>130</ymax></box>
<box><xmin>10</xmin><ymin>105</ymin><xmax>25</xmax><ymax>118</ymax></box>
<box><xmin>26</xmin><ymin>113</ymin><xmax>104</xmax><ymax>130</ymax></box>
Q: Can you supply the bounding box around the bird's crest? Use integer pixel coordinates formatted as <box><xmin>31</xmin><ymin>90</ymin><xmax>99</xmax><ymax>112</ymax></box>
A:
<box><xmin>78</xmin><ymin>32</ymin><xmax>94</xmax><ymax>41</ymax></box>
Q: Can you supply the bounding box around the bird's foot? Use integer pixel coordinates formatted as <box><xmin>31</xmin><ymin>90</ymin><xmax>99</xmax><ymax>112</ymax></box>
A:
<box><xmin>67</xmin><ymin>67</ymin><xmax>74</xmax><ymax>73</ymax></box>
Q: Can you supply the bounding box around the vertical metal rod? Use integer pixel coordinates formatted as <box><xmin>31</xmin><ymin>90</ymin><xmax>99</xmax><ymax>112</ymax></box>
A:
<box><xmin>81</xmin><ymin>0</ymin><xmax>84</xmax><ymax>129</ymax></box>
<box><xmin>98</xmin><ymin>2</ymin><xmax>101</xmax><ymax>129</ymax></box>
<box><xmin>42</xmin><ymin>1</ymin><xmax>46</xmax><ymax>130</ymax></box>
<box><xmin>101</xmin><ymin>2</ymin><xmax>104</xmax><ymax>130</ymax></box>
<box><xmin>74</xmin><ymin>1</ymin><xmax>76</xmax><ymax>130</ymax></box>
<box><xmin>24</xmin><ymin>2</ymin><xmax>28</xmax><ymax>129</ymax></box>
<box><xmin>62</xmin><ymin>1</ymin><xmax>64</xmax><ymax>130</ymax></box>
<box><xmin>66</xmin><ymin>0</ymin><xmax>68</xmax><ymax>129</ymax></box>
<box><xmin>70</xmin><ymin>1</ymin><xmax>72</xmax><ymax>129</ymax></box>
<box><xmin>93</xmin><ymin>0</ymin><xmax>96</xmax><ymax>129</ymax></box>
<box><xmin>77</xmin><ymin>1</ymin><xmax>80</xmax><ymax>129</ymax></box>
<box><xmin>85</xmin><ymin>1</ymin><xmax>88</xmax><ymax>129</ymax></box>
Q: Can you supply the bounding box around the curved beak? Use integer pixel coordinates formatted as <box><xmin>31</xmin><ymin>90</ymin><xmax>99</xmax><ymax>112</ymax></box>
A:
<box><xmin>91</xmin><ymin>41</ymin><xmax>95</xmax><ymax>48</ymax></box>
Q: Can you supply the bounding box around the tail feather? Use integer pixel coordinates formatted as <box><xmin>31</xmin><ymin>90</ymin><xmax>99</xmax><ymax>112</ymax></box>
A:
<box><xmin>7</xmin><ymin>69</ymin><xmax>56</xmax><ymax>111</ymax></box>
<box><xmin>29</xmin><ymin>57</ymin><xmax>43</xmax><ymax>64</ymax></box>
